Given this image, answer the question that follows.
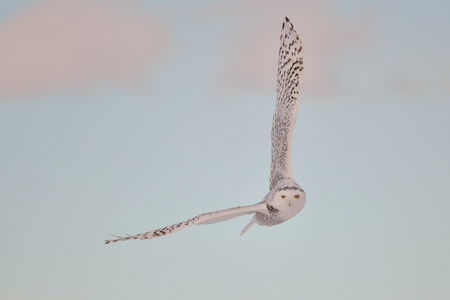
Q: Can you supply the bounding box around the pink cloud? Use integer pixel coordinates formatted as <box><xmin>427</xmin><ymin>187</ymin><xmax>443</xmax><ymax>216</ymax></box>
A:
<box><xmin>389</xmin><ymin>69</ymin><xmax>450</xmax><ymax>96</ymax></box>
<box><xmin>195</xmin><ymin>0</ymin><xmax>374</xmax><ymax>98</ymax></box>
<box><xmin>388</xmin><ymin>75</ymin><xmax>426</xmax><ymax>95</ymax></box>
<box><xmin>0</xmin><ymin>0</ymin><xmax>170</xmax><ymax>96</ymax></box>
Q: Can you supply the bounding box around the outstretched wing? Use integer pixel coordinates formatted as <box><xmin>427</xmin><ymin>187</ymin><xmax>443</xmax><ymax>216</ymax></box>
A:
<box><xmin>270</xmin><ymin>17</ymin><xmax>304</xmax><ymax>190</ymax></box>
<box><xmin>105</xmin><ymin>202</ymin><xmax>269</xmax><ymax>243</ymax></box>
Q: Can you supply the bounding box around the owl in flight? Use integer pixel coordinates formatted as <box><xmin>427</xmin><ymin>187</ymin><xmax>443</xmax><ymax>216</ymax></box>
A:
<box><xmin>105</xmin><ymin>17</ymin><xmax>305</xmax><ymax>244</ymax></box>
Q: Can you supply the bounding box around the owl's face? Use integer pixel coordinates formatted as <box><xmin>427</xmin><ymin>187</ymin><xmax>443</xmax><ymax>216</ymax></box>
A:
<box><xmin>269</xmin><ymin>187</ymin><xmax>306</xmax><ymax>219</ymax></box>
<box><xmin>274</xmin><ymin>188</ymin><xmax>305</xmax><ymax>206</ymax></box>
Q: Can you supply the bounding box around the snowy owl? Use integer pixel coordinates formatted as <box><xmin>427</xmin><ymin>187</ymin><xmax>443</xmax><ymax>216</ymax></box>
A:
<box><xmin>105</xmin><ymin>17</ymin><xmax>305</xmax><ymax>244</ymax></box>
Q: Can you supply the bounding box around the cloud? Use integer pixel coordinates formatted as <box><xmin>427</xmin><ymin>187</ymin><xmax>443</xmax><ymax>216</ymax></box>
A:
<box><xmin>388</xmin><ymin>70</ymin><xmax>450</xmax><ymax>97</ymax></box>
<box><xmin>195</xmin><ymin>0</ymin><xmax>374</xmax><ymax>98</ymax></box>
<box><xmin>0</xmin><ymin>0</ymin><xmax>170</xmax><ymax>97</ymax></box>
<box><xmin>388</xmin><ymin>75</ymin><xmax>426</xmax><ymax>95</ymax></box>
<box><xmin>0</xmin><ymin>286</ymin><xmax>79</xmax><ymax>300</ymax></box>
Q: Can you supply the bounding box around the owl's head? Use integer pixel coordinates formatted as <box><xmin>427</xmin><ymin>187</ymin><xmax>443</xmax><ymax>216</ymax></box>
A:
<box><xmin>269</xmin><ymin>186</ymin><xmax>306</xmax><ymax>220</ymax></box>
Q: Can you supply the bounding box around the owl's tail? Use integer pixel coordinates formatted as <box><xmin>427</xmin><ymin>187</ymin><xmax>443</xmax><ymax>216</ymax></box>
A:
<box><xmin>240</xmin><ymin>215</ymin><xmax>256</xmax><ymax>236</ymax></box>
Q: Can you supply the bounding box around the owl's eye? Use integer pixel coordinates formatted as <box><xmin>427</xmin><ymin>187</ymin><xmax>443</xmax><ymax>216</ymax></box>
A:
<box><xmin>294</xmin><ymin>195</ymin><xmax>300</xmax><ymax>199</ymax></box>
<box><xmin>281</xmin><ymin>195</ymin><xmax>286</xmax><ymax>199</ymax></box>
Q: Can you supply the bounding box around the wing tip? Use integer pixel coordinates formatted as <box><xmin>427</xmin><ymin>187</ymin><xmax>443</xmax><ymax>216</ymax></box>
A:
<box><xmin>282</xmin><ymin>16</ymin><xmax>294</xmax><ymax>30</ymax></box>
<box><xmin>104</xmin><ymin>238</ymin><xmax>116</xmax><ymax>244</ymax></box>
<box><xmin>281</xmin><ymin>17</ymin><xmax>300</xmax><ymax>44</ymax></box>
<box><xmin>280</xmin><ymin>17</ymin><xmax>302</xmax><ymax>49</ymax></box>
<box><xmin>104</xmin><ymin>233</ymin><xmax>130</xmax><ymax>244</ymax></box>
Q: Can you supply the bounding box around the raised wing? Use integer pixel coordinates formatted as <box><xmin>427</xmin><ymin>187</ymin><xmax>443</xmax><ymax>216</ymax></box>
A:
<box><xmin>105</xmin><ymin>202</ymin><xmax>269</xmax><ymax>243</ymax></box>
<box><xmin>270</xmin><ymin>17</ymin><xmax>304</xmax><ymax>190</ymax></box>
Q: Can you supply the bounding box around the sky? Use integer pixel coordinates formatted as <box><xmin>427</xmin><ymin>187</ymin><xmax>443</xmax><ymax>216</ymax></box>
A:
<box><xmin>1</xmin><ymin>0</ymin><xmax>449</xmax><ymax>299</ymax></box>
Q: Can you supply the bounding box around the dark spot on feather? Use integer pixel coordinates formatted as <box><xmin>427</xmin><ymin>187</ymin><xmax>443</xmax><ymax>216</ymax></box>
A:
<box><xmin>267</xmin><ymin>204</ymin><xmax>279</xmax><ymax>213</ymax></box>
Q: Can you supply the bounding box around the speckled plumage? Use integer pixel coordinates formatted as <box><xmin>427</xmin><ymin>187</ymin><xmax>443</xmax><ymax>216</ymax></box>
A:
<box><xmin>271</xmin><ymin>18</ymin><xmax>304</xmax><ymax>190</ymax></box>
<box><xmin>105</xmin><ymin>17</ymin><xmax>306</xmax><ymax>244</ymax></box>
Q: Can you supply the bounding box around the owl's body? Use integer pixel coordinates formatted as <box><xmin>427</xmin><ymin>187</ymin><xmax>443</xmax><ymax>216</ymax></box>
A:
<box><xmin>105</xmin><ymin>17</ymin><xmax>305</xmax><ymax>244</ymax></box>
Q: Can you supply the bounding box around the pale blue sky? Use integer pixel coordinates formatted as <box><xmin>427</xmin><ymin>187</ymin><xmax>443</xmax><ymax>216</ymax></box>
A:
<box><xmin>1</xmin><ymin>1</ymin><xmax>449</xmax><ymax>299</ymax></box>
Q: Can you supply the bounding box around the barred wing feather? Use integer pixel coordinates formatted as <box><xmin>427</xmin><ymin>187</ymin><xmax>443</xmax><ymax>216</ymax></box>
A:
<box><xmin>270</xmin><ymin>17</ymin><xmax>304</xmax><ymax>190</ymax></box>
